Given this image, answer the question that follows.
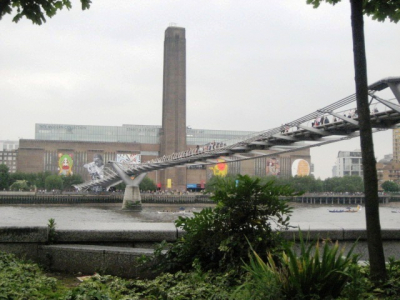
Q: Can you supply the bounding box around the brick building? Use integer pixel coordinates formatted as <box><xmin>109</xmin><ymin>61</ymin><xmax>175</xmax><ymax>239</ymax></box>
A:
<box><xmin>15</xmin><ymin>26</ymin><xmax>311</xmax><ymax>190</ymax></box>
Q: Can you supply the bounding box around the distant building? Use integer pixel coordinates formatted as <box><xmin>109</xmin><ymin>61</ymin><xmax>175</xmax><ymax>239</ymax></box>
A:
<box><xmin>332</xmin><ymin>165</ymin><xmax>337</xmax><ymax>177</ymax></box>
<box><xmin>0</xmin><ymin>140</ymin><xmax>19</xmax><ymax>173</ymax></box>
<box><xmin>334</xmin><ymin>149</ymin><xmax>363</xmax><ymax>177</ymax></box>
<box><xmin>376</xmin><ymin>153</ymin><xmax>400</xmax><ymax>189</ymax></box>
<box><xmin>378</xmin><ymin>154</ymin><xmax>393</xmax><ymax>164</ymax></box>
<box><xmin>393</xmin><ymin>127</ymin><xmax>400</xmax><ymax>162</ymax></box>
<box><xmin>377</xmin><ymin>162</ymin><xmax>400</xmax><ymax>188</ymax></box>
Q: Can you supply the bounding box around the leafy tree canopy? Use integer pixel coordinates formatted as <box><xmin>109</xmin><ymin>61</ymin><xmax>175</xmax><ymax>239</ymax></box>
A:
<box><xmin>156</xmin><ymin>175</ymin><xmax>296</xmax><ymax>274</ymax></box>
<box><xmin>139</xmin><ymin>176</ymin><xmax>157</xmax><ymax>191</ymax></box>
<box><xmin>381</xmin><ymin>180</ymin><xmax>399</xmax><ymax>192</ymax></box>
<box><xmin>0</xmin><ymin>0</ymin><xmax>91</xmax><ymax>25</ymax></box>
<box><xmin>307</xmin><ymin>0</ymin><xmax>400</xmax><ymax>23</ymax></box>
<box><xmin>45</xmin><ymin>174</ymin><xmax>63</xmax><ymax>191</ymax></box>
<box><xmin>61</xmin><ymin>174</ymin><xmax>84</xmax><ymax>191</ymax></box>
<box><xmin>0</xmin><ymin>164</ymin><xmax>10</xmax><ymax>190</ymax></box>
<box><xmin>9</xmin><ymin>180</ymin><xmax>31</xmax><ymax>191</ymax></box>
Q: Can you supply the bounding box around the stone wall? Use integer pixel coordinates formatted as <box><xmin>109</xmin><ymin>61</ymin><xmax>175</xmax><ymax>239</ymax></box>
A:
<box><xmin>2</xmin><ymin>225</ymin><xmax>400</xmax><ymax>278</ymax></box>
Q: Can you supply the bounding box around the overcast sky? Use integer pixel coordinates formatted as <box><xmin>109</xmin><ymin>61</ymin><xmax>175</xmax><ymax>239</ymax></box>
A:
<box><xmin>1</xmin><ymin>0</ymin><xmax>399</xmax><ymax>179</ymax></box>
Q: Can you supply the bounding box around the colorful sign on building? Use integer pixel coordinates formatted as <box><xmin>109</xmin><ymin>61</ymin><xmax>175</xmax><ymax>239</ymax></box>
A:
<box><xmin>58</xmin><ymin>153</ymin><xmax>73</xmax><ymax>176</ymax></box>
<box><xmin>291</xmin><ymin>159</ymin><xmax>310</xmax><ymax>177</ymax></box>
<box><xmin>266</xmin><ymin>157</ymin><xmax>280</xmax><ymax>176</ymax></box>
<box><xmin>210</xmin><ymin>159</ymin><xmax>228</xmax><ymax>177</ymax></box>
<box><xmin>116</xmin><ymin>154</ymin><xmax>141</xmax><ymax>166</ymax></box>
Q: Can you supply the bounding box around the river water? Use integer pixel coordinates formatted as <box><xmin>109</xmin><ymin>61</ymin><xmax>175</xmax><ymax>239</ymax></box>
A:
<box><xmin>1</xmin><ymin>203</ymin><xmax>400</xmax><ymax>230</ymax></box>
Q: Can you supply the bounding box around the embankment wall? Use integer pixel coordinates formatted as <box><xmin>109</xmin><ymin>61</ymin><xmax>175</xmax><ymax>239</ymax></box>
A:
<box><xmin>1</xmin><ymin>225</ymin><xmax>400</xmax><ymax>278</ymax></box>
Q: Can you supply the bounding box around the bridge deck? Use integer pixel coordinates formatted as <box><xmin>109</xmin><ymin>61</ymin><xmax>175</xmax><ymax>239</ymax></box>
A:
<box><xmin>75</xmin><ymin>77</ymin><xmax>400</xmax><ymax>191</ymax></box>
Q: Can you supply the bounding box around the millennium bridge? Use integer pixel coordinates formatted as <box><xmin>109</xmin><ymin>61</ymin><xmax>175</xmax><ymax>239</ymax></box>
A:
<box><xmin>74</xmin><ymin>77</ymin><xmax>400</xmax><ymax>208</ymax></box>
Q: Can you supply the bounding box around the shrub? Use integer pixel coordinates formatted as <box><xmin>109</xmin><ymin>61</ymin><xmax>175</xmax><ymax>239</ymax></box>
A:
<box><xmin>45</xmin><ymin>174</ymin><xmax>63</xmax><ymax>191</ymax></box>
<box><xmin>9</xmin><ymin>179</ymin><xmax>31</xmax><ymax>191</ymax></box>
<box><xmin>239</xmin><ymin>231</ymin><xmax>359</xmax><ymax>300</ymax></box>
<box><xmin>154</xmin><ymin>175</ymin><xmax>296</xmax><ymax>274</ymax></box>
<box><xmin>0</xmin><ymin>251</ymin><xmax>64</xmax><ymax>299</ymax></box>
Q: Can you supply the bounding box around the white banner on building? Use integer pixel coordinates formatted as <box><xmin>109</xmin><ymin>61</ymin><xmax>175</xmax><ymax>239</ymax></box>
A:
<box><xmin>116</xmin><ymin>154</ymin><xmax>141</xmax><ymax>167</ymax></box>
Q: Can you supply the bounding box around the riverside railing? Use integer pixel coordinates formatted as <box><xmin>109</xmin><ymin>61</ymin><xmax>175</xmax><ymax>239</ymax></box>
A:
<box><xmin>1</xmin><ymin>193</ymin><xmax>398</xmax><ymax>205</ymax></box>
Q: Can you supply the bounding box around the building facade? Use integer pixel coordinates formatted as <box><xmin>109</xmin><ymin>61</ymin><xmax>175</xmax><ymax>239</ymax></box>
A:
<box><xmin>393</xmin><ymin>127</ymin><xmax>400</xmax><ymax>162</ymax></box>
<box><xmin>334</xmin><ymin>150</ymin><xmax>363</xmax><ymax>177</ymax></box>
<box><xmin>0</xmin><ymin>140</ymin><xmax>18</xmax><ymax>173</ymax></box>
<box><xmin>17</xmin><ymin>137</ymin><xmax>311</xmax><ymax>190</ymax></box>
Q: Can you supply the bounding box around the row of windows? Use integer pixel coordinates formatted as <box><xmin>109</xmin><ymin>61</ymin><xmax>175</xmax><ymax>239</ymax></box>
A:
<box><xmin>35</xmin><ymin>123</ymin><xmax>257</xmax><ymax>146</ymax></box>
<box><xmin>0</xmin><ymin>157</ymin><xmax>16</xmax><ymax>160</ymax></box>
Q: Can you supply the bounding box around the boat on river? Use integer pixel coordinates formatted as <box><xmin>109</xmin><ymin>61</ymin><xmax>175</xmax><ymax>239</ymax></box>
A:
<box><xmin>157</xmin><ymin>207</ymin><xmax>193</xmax><ymax>215</ymax></box>
<box><xmin>328</xmin><ymin>205</ymin><xmax>362</xmax><ymax>213</ymax></box>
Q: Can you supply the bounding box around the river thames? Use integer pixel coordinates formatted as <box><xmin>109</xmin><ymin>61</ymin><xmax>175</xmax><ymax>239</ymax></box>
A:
<box><xmin>1</xmin><ymin>203</ymin><xmax>400</xmax><ymax>230</ymax></box>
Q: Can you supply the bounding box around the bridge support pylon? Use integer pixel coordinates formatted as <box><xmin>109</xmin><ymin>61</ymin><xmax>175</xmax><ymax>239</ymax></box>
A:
<box><xmin>122</xmin><ymin>185</ymin><xmax>142</xmax><ymax>211</ymax></box>
<box><xmin>110</xmin><ymin>162</ymin><xmax>146</xmax><ymax>210</ymax></box>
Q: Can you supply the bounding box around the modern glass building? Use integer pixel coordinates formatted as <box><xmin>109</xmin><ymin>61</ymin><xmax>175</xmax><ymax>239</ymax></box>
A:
<box><xmin>334</xmin><ymin>150</ymin><xmax>363</xmax><ymax>177</ymax></box>
<box><xmin>35</xmin><ymin>123</ymin><xmax>257</xmax><ymax>146</ymax></box>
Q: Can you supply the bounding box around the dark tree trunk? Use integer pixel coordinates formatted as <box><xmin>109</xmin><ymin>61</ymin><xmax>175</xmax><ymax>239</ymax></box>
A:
<box><xmin>350</xmin><ymin>0</ymin><xmax>387</xmax><ymax>281</ymax></box>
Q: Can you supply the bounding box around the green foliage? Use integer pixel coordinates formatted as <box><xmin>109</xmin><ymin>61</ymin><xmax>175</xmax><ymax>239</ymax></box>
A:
<box><xmin>155</xmin><ymin>175</ymin><xmax>296</xmax><ymax>274</ymax></box>
<box><xmin>330</xmin><ymin>176</ymin><xmax>364</xmax><ymax>193</ymax></box>
<box><xmin>65</xmin><ymin>271</ymin><xmax>233</xmax><ymax>300</ymax></box>
<box><xmin>204</xmin><ymin>174</ymin><xmax>236</xmax><ymax>192</ymax></box>
<box><xmin>268</xmin><ymin>175</ymin><xmax>364</xmax><ymax>194</ymax></box>
<box><xmin>0</xmin><ymin>251</ymin><xmax>66</xmax><ymax>299</ymax></box>
<box><xmin>306</xmin><ymin>0</ymin><xmax>400</xmax><ymax>23</ymax></box>
<box><xmin>0</xmin><ymin>0</ymin><xmax>91</xmax><ymax>25</ymax></box>
<box><xmin>285</xmin><ymin>175</ymin><xmax>324</xmax><ymax>193</ymax></box>
<box><xmin>61</xmin><ymin>174</ymin><xmax>84</xmax><ymax>190</ymax></box>
<box><xmin>47</xmin><ymin>218</ymin><xmax>57</xmax><ymax>244</ymax></box>
<box><xmin>279</xmin><ymin>233</ymin><xmax>358</xmax><ymax>299</ymax></box>
<box><xmin>45</xmin><ymin>174</ymin><xmax>63</xmax><ymax>191</ymax></box>
<box><xmin>139</xmin><ymin>176</ymin><xmax>157</xmax><ymax>191</ymax></box>
<box><xmin>382</xmin><ymin>181</ymin><xmax>399</xmax><ymax>193</ymax></box>
<box><xmin>9</xmin><ymin>171</ymin><xmax>52</xmax><ymax>190</ymax></box>
<box><xmin>9</xmin><ymin>179</ymin><xmax>31</xmax><ymax>191</ymax></box>
<box><xmin>240</xmin><ymin>231</ymin><xmax>359</xmax><ymax>300</ymax></box>
<box><xmin>35</xmin><ymin>171</ymin><xmax>52</xmax><ymax>189</ymax></box>
<box><xmin>0</xmin><ymin>164</ymin><xmax>10</xmax><ymax>190</ymax></box>
<box><xmin>4</xmin><ymin>248</ymin><xmax>400</xmax><ymax>299</ymax></box>
<box><xmin>233</xmin><ymin>251</ymin><xmax>283</xmax><ymax>299</ymax></box>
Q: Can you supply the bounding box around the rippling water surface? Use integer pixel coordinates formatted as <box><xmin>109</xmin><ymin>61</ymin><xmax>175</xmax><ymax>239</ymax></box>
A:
<box><xmin>1</xmin><ymin>203</ymin><xmax>400</xmax><ymax>230</ymax></box>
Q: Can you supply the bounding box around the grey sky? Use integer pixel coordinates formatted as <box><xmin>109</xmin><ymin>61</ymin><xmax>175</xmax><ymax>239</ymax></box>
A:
<box><xmin>1</xmin><ymin>1</ymin><xmax>399</xmax><ymax>179</ymax></box>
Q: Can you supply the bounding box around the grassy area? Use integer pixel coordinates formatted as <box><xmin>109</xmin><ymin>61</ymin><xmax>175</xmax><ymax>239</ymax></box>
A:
<box><xmin>4</xmin><ymin>250</ymin><xmax>400</xmax><ymax>299</ymax></box>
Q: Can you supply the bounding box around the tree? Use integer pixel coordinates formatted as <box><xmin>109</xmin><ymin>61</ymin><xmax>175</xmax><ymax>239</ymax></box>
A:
<box><xmin>333</xmin><ymin>176</ymin><xmax>364</xmax><ymax>193</ymax></box>
<box><xmin>9</xmin><ymin>180</ymin><xmax>30</xmax><ymax>191</ymax></box>
<box><xmin>307</xmin><ymin>0</ymin><xmax>400</xmax><ymax>282</ymax></box>
<box><xmin>45</xmin><ymin>174</ymin><xmax>63</xmax><ymax>191</ymax></box>
<box><xmin>0</xmin><ymin>164</ymin><xmax>10</xmax><ymax>190</ymax></box>
<box><xmin>139</xmin><ymin>176</ymin><xmax>157</xmax><ymax>192</ymax></box>
<box><xmin>156</xmin><ymin>175</ymin><xmax>296</xmax><ymax>274</ymax></box>
<box><xmin>290</xmin><ymin>175</ymin><xmax>324</xmax><ymax>193</ymax></box>
<box><xmin>35</xmin><ymin>171</ymin><xmax>52</xmax><ymax>189</ymax></box>
<box><xmin>381</xmin><ymin>181</ymin><xmax>399</xmax><ymax>193</ymax></box>
<box><xmin>0</xmin><ymin>0</ymin><xmax>91</xmax><ymax>25</ymax></box>
<box><xmin>61</xmin><ymin>174</ymin><xmax>84</xmax><ymax>191</ymax></box>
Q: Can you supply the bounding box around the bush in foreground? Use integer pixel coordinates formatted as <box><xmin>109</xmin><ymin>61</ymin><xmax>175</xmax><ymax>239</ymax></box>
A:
<box><xmin>236</xmin><ymin>232</ymin><xmax>359</xmax><ymax>299</ymax></box>
<box><xmin>153</xmin><ymin>174</ymin><xmax>297</xmax><ymax>274</ymax></box>
<box><xmin>0</xmin><ymin>252</ymin><xmax>65</xmax><ymax>299</ymax></box>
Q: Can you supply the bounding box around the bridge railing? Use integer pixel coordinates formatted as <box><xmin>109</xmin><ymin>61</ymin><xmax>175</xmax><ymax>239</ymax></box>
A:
<box><xmin>75</xmin><ymin>77</ymin><xmax>400</xmax><ymax>191</ymax></box>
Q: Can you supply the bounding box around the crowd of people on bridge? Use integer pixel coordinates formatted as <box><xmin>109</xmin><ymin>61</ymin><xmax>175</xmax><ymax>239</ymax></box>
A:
<box><xmin>280</xmin><ymin>105</ymin><xmax>382</xmax><ymax>134</ymax></box>
<box><xmin>145</xmin><ymin>141</ymin><xmax>227</xmax><ymax>165</ymax></box>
